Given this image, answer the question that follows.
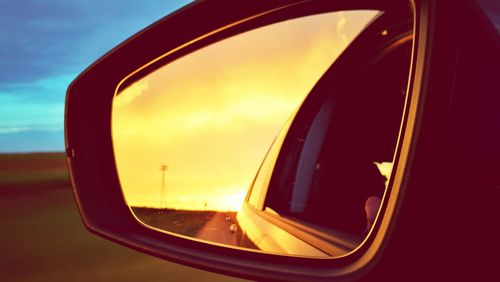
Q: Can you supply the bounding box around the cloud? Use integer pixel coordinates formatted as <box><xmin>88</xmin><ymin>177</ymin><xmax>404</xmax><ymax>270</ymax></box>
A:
<box><xmin>336</xmin><ymin>12</ymin><xmax>348</xmax><ymax>43</ymax></box>
<box><xmin>114</xmin><ymin>80</ymin><xmax>149</xmax><ymax>107</ymax></box>
<box><xmin>0</xmin><ymin>0</ymin><xmax>192</xmax><ymax>85</ymax></box>
<box><xmin>0</xmin><ymin>74</ymin><xmax>75</xmax><ymax>102</ymax></box>
<box><xmin>0</xmin><ymin>0</ymin><xmax>192</xmax><ymax>152</ymax></box>
<box><xmin>0</xmin><ymin>74</ymin><xmax>73</xmax><ymax>132</ymax></box>
<box><xmin>0</xmin><ymin>127</ymin><xmax>60</xmax><ymax>134</ymax></box>
<box><xmin>0</xmin><ymin>129</ymin><xmax>64</xmax><ymax>152</ymax></box>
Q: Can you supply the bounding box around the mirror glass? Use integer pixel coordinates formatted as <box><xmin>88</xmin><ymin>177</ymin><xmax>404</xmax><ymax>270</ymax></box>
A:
<box><xmin>112</xmin><ymin>9</ymin><xmax>413</xmax><ymax>257</ymax></box>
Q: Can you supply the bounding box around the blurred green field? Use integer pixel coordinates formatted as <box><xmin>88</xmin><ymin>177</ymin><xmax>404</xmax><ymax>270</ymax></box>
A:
<box><xmin>0</xmin><ymin>153</ymin><xmax>248</xmax><ymax>282</ymax></box>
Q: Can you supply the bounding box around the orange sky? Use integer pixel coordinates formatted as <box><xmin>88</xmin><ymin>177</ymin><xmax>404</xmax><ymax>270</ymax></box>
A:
<box><xmin>112</xmin><ymin>10</ymin><xmax>380</xmax><ymax>211</ymax></box>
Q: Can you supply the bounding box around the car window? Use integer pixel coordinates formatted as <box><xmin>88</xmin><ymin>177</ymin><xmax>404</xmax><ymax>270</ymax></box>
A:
<box><xmin>263</xmin><ymin>35</ymin><xmax>413</xmax><ymax>240</ymax></box>
<box><xmin>248</xmin><ymin>116</ymin><xmax>293</xmax><ymax>210</ymax></box>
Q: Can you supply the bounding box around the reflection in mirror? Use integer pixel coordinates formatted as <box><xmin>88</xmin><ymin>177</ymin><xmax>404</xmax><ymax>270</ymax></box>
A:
<box><xmin>112</xmin><ymin>9</ymin><xmax>412</xmax><ymax>257</ymax></box>
<box><xmin>253</xmin><ymin>30</ymin><xmax>414</xmax><ymax>256</ymax></box>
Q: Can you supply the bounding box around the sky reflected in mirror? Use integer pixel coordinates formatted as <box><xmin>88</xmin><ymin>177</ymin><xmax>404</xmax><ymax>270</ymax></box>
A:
<box><xmin>112</xmin><ymin>11</ymin><xmax>378</xmax><ymax>213</ymax></box>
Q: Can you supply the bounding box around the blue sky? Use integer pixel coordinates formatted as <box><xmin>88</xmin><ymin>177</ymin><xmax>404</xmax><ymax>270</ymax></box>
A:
<box><xmin>0</xmin><ymin>0</ymin><xmax>191</xmax><ymax>152</ymax></box>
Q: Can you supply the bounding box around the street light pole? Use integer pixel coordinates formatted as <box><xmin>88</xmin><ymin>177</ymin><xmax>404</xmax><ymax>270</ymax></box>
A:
<box><xmin>159</xmin><ymin>165</ymin><xmax>168</xmax><ymax>209</ymax></box>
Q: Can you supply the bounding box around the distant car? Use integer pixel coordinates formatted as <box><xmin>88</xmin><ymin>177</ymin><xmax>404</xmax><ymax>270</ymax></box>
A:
<box><xmin>66</xmin><ymin>0</ymin><xmax>499</xmax><ymax>281</ymax></box>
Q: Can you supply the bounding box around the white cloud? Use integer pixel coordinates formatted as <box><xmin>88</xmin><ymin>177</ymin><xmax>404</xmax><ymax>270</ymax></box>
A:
<box><xmin>114</xmin><ymin>80</ymin><xmax>149</xmax><ymax>107</ymax></box>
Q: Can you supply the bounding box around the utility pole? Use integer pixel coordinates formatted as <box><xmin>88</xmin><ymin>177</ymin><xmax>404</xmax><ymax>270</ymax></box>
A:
<box><xmin>159</xmin><ymin>165</ymin><xmax>168</xmax><ymax>209</ymax></box>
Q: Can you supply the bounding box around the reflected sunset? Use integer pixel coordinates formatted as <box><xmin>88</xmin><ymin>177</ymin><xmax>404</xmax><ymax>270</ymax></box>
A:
<box><xmin>112</xmin><ymin>11</ymin><xmax>379</xmax><ymax>212</ymax></box>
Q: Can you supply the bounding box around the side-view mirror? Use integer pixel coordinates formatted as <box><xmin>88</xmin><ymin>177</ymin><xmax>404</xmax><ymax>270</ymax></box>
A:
<box><xmin>112</xmin><ymin>7</ymin><xmax>412</xmax><ymax>257</ymax></box>
<box><xmin>65</xmin><ymin>0</ymin><xmax>500</xmax><ymax>280</ymax></box>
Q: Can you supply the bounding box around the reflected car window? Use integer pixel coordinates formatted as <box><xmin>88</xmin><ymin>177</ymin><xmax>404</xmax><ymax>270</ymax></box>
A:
<box><xmin>263</xmin><ymin>35</ymin><xmax>412</xmax><ymax>239</ymax></box>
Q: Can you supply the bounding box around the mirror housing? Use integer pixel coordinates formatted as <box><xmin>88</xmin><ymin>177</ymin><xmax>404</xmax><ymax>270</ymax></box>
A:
<box><xmin>66</xmin><ymin>0</ymin><xmax>419</xmax><ymax>280</ymax></box>
<box><xmin>66</xmin><ymin>0</ymin><xmax>500</xmax><ymax>280</ymax></box>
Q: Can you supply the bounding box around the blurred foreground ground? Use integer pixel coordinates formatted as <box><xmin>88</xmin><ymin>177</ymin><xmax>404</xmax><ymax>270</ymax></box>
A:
<box><xmin>0</xmin><ymin>153</ymin><xmax>247</xmax><ymax>282</ymax></box>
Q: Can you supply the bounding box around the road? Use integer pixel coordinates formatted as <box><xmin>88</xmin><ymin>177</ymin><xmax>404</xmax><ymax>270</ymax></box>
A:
<box><xmin>195</xmin><ymin>212</ymin><xmax>238</xmax><ymax>246</ymax></box>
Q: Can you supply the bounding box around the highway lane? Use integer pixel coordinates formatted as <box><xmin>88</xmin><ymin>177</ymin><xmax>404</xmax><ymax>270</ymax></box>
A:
<box><xmin>195</xmin><ymin>212</ymin><xmax>238</xmax><ymax>246</ymax></box>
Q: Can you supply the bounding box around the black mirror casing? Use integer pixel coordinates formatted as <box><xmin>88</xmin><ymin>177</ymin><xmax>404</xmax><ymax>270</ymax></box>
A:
<box><xmin>65</xmin><ymin>0</ymin><xmax>500</xmax><ymax>280</ymax></box>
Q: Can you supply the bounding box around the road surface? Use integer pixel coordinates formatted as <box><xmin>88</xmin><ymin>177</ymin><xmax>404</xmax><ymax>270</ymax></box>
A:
<box><xmin>196</xmin><ymin>212</ymin><xmax>238</xmax><ymax>246</ymax></box>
